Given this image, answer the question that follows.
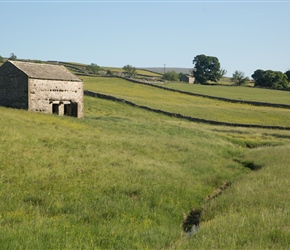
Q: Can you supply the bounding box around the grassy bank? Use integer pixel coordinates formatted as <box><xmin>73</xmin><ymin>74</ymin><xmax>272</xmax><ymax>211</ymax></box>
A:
<box><xmin>0</xmin><ymin>97</ymin><xmax>252</xmax><ymax>249</ymax></box>
<box><xmin>180</xmin><ymin>144</ymin><xmax>290</xmax><ymax>249</ymax></box>
<box><xmin>1</xmin><ymin>75</ymin><xmax>290</xmax><ymax>248</ymax></box>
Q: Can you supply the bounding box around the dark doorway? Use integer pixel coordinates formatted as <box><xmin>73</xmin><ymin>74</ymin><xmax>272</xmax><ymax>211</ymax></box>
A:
<box><xmin>71</xmin><ymin>103</ymin><xmax>78</xmax><ymax>117</ymax></box>
<box><xmin>64</xmin><ymin>102</ymin><xmax>78</xmax><ymax>117</ymax></box>
<box><xmin>52</xmin><ymin>104</ymin><xmax>59</xmax><ymax>115</ymax></box>
<box><xmin>64</xmin><ymin>104</ymin><xmax>70</xmax><ymax>116</ymax></box>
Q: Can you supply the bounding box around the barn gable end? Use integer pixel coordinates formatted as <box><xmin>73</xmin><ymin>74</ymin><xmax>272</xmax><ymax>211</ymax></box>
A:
<box><xmin>0</xmin><ymin>61</ymin><xmax>29</xmax><ymax>109</ymax></box>
<box><xmin>0</xmin><ymin>61</ymin><xmax>84</xmax><ymax>118</ymax></box>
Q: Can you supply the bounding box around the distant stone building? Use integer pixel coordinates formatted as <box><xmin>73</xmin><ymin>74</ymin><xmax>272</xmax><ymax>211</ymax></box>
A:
<box><xmin>0</xmin><ymin>60</ymin><xmax>84</xmax><ymax>118</ymax></box>
<box><xmin>180</xmin><ymin>74</ymin><xmax>195</xmax><ymax>84</ymax></box>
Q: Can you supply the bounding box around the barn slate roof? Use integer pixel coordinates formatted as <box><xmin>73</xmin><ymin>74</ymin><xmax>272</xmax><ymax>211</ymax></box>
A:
<box><xmin>8</xmin><ymin>60</ymin><xmax>82</xmax><ymax>82</ymax></box>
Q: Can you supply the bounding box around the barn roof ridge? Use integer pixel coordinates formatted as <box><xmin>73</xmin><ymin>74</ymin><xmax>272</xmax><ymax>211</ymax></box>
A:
<box><xmin>8</xmin><ymin>60</ymin><xmax>82</xmax><ymax>82</ymax></box>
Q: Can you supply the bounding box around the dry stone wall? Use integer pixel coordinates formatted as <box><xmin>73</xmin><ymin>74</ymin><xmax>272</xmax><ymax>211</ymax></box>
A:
<box><xmin>84</xmin><ymin>90</ymin><xmax>290</xmax><ymax>130</ymax></box>
<box><xmin>120</xmin><ymin>76</ymin><xmax>290</xmax><ymax>109</ymax></box>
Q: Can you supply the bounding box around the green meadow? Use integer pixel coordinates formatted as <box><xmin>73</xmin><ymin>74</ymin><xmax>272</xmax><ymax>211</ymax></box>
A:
<box><xmin>83</xmin><ymin>76</ymin><xmax>290</xmax><ymax>127</ymax></box>
<box><xmin>187</xmin><ymin>143</ymin><xmax>290</xmax><ymax>249</ymax></box>
<box><xmin>1</xmin><ymin>75</ymin><xmax>290</xmax><ymax>249</ymax></box>
<box><xmin>158</xmin><ymin>81</ymin><xmax>290</xmax><ymax>105</ymax></box>
<box><xmin>101</xmin><ymin>67</ymin><xmax>162</xmax><ymax>77</ymax></box>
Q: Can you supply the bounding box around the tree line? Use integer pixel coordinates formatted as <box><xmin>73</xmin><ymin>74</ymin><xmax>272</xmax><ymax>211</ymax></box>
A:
<box><xmin>0</xmin><ymin>53</ymin><xmax>17</xmax><ymax>62</ymax></box>
<box><xmin>122</xmin><ymin>55</ymin><xmax>290</xmax><ymax>90</ymax></box>
<box><xmin>192</xmin><ymin>54</ymin><xmax>290</xmax><ymax>89</ymax></box>
<box><xmin>2</xmin><ymin>52</ymin><xmax>289</xmax><ymax>90</ymax></box>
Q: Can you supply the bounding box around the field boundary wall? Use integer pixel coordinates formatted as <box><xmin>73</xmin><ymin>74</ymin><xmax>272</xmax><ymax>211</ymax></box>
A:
<box><xmin>84</xmin><ymin>90</ymin><xmax>290</xmax><ymax>130</ymax></box>
<box><xmin>118</xmin><ymin>76</ymin><xmax>290</xmax><ymax>110</ymax></box>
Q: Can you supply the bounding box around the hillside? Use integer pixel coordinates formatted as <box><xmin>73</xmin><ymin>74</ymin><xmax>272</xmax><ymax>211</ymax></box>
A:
<box><xmin>83</xmin><ymin>76</ymin><xmax>290</xmax><ymax>128</ymax></box>
<box><xmin>141</xmin><ymin>67</ymin><xmax>192</xmax><ymax>75</ymax></box>
<box><xmin>1</xmin><ymin>69</ymin><xmax>290</xmax><ymax>249</ymax></box>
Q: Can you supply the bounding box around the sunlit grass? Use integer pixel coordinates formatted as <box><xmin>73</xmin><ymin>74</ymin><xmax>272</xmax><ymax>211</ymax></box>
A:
<box><xmin>0</xmin><ymin>98</ymin><xmax>252</xmax><ymax>249</ymax></box>
<box><xmin>180</xmin><ymin>144</ymin><xmax>290</xmax><ymax>249</ymax></box>
<box><xmin>83</xmin><ymin>76</ymin><xmax>290</xmax><ymax>127</ymax></box>
<box><xmin>100</xmin><ymin>67</ymin><xmax>162</xmax><ymax>77</ymax></box>
<box><xmin>160</xmin><ymin>82</ymin><xmax>290</xmax><ymax>105</ymax></box>
<box><xmin>2</xmin><ymin>76</ymin><xmax>290</xmax><ymax>248</ymax></box>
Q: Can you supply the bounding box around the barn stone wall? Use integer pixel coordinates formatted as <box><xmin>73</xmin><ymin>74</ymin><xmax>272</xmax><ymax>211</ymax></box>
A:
<box><xmin>0</xmin><ymin>63</ymin><xmax>28</xmax><ymax>109</ymax></box>
<box><xmin>180</xmin><ymin>75</ymin><xmax>195</xmax><ymax>84</ymax></box>
<box><xmin>28</xmin><ymin>78</ymin><xmax>84</xmax><ymax>118</ymax></box>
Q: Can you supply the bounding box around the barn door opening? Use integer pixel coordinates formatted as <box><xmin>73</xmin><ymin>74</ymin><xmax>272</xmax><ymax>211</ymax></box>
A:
<box><xmin>71</xmin><ymin>103</ymin><xmax>78</xmax><ymax>117</ymax></box>
<box><xmin>63</xmin><ymin>102</ymin><xmax>78</xmax><ymax>117</ymax></box>
<box><xmin>64</xmin><ymin>104</ymin><xmax>70</xmax><ymax>116</ymax></box>
<box><xmin>52</xmin><ymin>104</ymin><xmax>59</xmax><ymax>115</ymax></box>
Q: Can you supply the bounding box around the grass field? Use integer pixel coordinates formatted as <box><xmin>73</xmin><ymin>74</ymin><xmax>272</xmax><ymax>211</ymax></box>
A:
<box><xmin>1</xmin><ymin>73</ymin><xmax>290</xmax><ymax>249</ymax></box>
<box><xmin>158</xmin><ymin>82</ymin><xmax>290</xmax><ymax>105</ymax></box>
<box><xmin>82</xmin><ymin>76</ymin><xmax>290</xmax><ymax>127</ymax></box>
<box><xmin>100</xmin><ymin>67</ymin><xmax>162</xmax><ymax>77</ymax></box>
<box><xmin>0</xmin><ymin>98</ymin><xmax>248</xmax><ymax>249</ymax></box>
<box><xmin>182</xmin><ymin>143</ymin><xmax>290</xmax><ymax>249</ymax></box>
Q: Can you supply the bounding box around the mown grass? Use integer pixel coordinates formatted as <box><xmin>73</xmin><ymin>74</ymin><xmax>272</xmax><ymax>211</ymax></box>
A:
<box><xmin>82</xmin><ymin>76</ymin><xmax>290</xmax><ymax>127</ymax></box>
<box><xmin>101</xmin><ymin>67</ymin><xmax>162</xmax><ymax>77</ymax></box>
<box><xmin>159</xmin><ymin>82</ymin><xmax>290</xmax><ymax>105</ymax></box>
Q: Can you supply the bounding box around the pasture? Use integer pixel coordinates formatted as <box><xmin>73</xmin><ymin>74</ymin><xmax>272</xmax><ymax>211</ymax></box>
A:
<box><xmin>1</xmin><ymin>75</ymin><xmax>290</xmax><ymax>249</ymax></box>
<box><xmin>158</xmin><ymin>81</ymin><xmax>290</xmax><ymax>105</ymax></box>
<box><xmin>82</xmin><ymin>76</ymin><xmax>290</xmax><ymax>128</ymax></box>
<box><xmin>100</xmin><ymin>67</ymin><xmax>162</xmax><ymax>77</ymax></box>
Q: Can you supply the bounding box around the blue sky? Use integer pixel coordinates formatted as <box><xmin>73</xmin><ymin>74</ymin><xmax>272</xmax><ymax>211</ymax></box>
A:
<box><xmin>1</xmin><ymin>1</ymin><xmax>289</xmax><ymax>77</ymax></box>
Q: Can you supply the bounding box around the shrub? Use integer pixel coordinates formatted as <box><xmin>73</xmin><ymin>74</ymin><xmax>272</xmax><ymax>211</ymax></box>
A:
<box><xmin>162</xmin><ymin>71</ymin><xmax>179</xmax><ymax>81</ymax></box>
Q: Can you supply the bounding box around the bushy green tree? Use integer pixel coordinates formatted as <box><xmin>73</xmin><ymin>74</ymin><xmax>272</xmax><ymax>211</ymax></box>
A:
<box><xmin>0</xmin><ymin>55</ymin><xmax>3</xmax><ymax>62</ymax></box>
<box><xmin>162</xmin><ymin>71</ymin><xmax>179</xmax><ymax>81</ymax></box>
<box><xmin>231</xmin><ymin>70</ymin><xmax>249</xmax><ymax>85</ymax></box>
<box><xmin>251</xmin><ymin>69</ymin><xmax>264</xmax><ymax>82</ymax></box>
<box><xmin>252</xmin><ymin>69</ymin><xmax>288</xmax><ymax>89</ymax></box>
<box><xmin>87</xmin><ymin>63</ymin><xmax>100</xmax><ymax>74</ymax></box>
<box><xmin>123</xmin><ymin>65</ymin><xmax>137</xmax><ymax>78</ymax></box>
<box><xmin>192</xmin><ymin>54</ymin><xmax>221</xmax><ymax>84</ymax></box>
<box><xmin>285</xmin><ymin>70</ymin><xmax>290</xmax><ymax>82</ymax></box>
<box><xmin>106</xmin><ymin>70</ymin><xmax>113</xmax><ymax>76</ymax></box>
<box><xmin>219</xmin><ymin>68</ymin><xmax>227</xmax><ymax>78</ymax></box>
<box><xmin>9</xmin><ymin>53</ymin><xmax>17</xmax><ymax>60</ymax></box>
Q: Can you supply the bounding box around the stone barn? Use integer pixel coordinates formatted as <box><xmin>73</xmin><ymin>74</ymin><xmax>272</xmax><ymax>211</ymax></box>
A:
<box><xmin>0</xmin><ymin>60</ymin><xmax>84</xmax><ymax>118</ymax></box>
<box><xmin>180</xmin><ymin>74</ymin><xmax>195</xmax><ymax>84</ymax></box>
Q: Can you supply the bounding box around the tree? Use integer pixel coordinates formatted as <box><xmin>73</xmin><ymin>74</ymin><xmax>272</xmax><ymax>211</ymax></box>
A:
<box><xmin>231</xmin><ymin>70</ymin><xmax>249</xmax><ymax>85</ymax></box>
<box><xmin>252</xmin><ymin>69</ymin><xmax>288</xmax><ymax>89</ymax></box>
<box><xmin>192</xmin><ymin>54</ymin><xmax>221</xmax><ymax>84</ymax></box>
<box><xmin>162</xmin><ymin>71</ymin><xmax>179</xmax><ymax>81</ymax></box>
<box><xmin>285</xmin><ymin>70</ymin><xmax>290</xmax><ymax>82</ymax></box>
<box><xmin>0</xmin><ymin>55</ymin><xmax>3</xmax><ymax>62</ymax></box>
<box><xmin>87</xmin><ymin>63</ymin><xmax>100</xmax><ymax>74</ymax></box>
<box><xmin>251</xmin><ymin>69</ymin><xmax>264</xmax><ymax>82</ymax></box>
<box><xmin>219</xmin><ymin>68</ymin><xmax>227</xmax><ymax>78</ymax></box>
<box><xmin>9</xmin><ymin>53</ymin><xmax>17</xmax><ymax>60</ymax></box>
<box><xmin>123</xmin><ymin>65</ymin><xmax>137</xmax><ymax>78</ymax></box>
<box><xmin>106</xmin><ymin>70</ymin><xmax>113</xmax><ymax>76</ymax></box>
